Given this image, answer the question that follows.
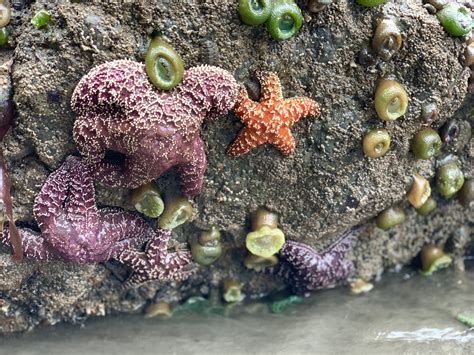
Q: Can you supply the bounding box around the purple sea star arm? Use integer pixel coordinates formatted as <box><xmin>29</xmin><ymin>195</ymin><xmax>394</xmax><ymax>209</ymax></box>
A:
<box><xmin>266</xmin><ymin>227</ymin><xmax>361</xmax><ymax>296</ymax></box>
<box><xmin>33</xmin><ymin>158</ymin><xmax>72</xmax><ymax>232</ymax></box>
<box><xmin>177</xmin><ymin>136</ymin><xmax>207</xmax><ymax>197</ymax></box>
<box><xmin>1</xmin><ymin>228</ymin><xmax>55</xmax><ymax>261</ymax></box>
<box><xmin>90</xmin><ymin>158</ymin><xmax>151</xmax><ymax>189</ymax></box>
<box><xmin>118</xmin><ymin>229</ymin><xmax>196</xmax><ymax>287</ymax></box>
<box><xmin>98</xmin><ymin>208</ymin><xmax>155</xmax><ymax>259</ymax></box>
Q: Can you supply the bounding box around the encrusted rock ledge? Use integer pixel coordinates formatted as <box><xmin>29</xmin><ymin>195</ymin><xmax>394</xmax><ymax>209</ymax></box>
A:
<box><xmin>0</xmin><ymin>0</ymin><xmax>472</xmax><ymax>332</ymax></box>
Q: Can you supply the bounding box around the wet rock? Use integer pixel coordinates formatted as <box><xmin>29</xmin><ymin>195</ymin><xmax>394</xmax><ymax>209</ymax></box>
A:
<box><xmin>0</xmin><ymin>0</ymin><xmax>472</xmax><ymax>333</ymax></box>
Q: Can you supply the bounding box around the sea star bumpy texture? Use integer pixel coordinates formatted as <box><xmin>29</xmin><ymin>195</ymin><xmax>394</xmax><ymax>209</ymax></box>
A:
<box><xmin>71</xmin><ymin>60</ymin><xmax>239</xmax><ymax>197</ymax></box>
<box><xmin>268</xmin><ymin>227</ymin><xmax>359</xmax><ymax>296</ymax></box>
<box><xmin>227</xmin><ymin>71</ymin><xmax>320</xmax><ymax>156</ymax></box>
<box><xmin>0</xmin><ymin>156</ymin><xmax>154</xmax><ymax>262</ymax></box>
<box><xmin>118</xmin><ymin>228</ymin><xmax>196</xmax><ymax>287</ymax></box>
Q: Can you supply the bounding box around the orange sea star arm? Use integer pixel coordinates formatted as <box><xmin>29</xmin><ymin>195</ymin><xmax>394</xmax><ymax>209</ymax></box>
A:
<box><xmin>269</xmin><ymin>127</ymin><xmax>296</xmax><ymax>156</ymax></box>
<box><xmin>227</xmin><ymin>127</ymin><xmax>268</xmax><ymax>156</ymax></box>
<box><xmin>258</xmin><ymin>71</ymin><xmax>283</xmax><ymax>102</ymax></box>
<box><xmin>280</xmin><ymin>97</ymin><xmax>320</xmax><ymax>127</ymax></box>
<box><xmin>234</xmin><ymin>87</ymin><xmax>260</xmax><ymax>125</ymax></box>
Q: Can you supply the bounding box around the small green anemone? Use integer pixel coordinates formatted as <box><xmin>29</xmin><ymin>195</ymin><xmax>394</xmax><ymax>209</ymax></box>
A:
<box><xmin>436</xmin><ymin>3</ymin><xmax>473</xmax><ymax>37</ymax></box>
<box><xmin>31</xmin><ymin>9</ymin><xmax>51</xmax><ymax>29</ymax></box>
<box><xmin>130</xmin><ymin>182</ymin><xmax>164</xmax><ymax>218</ymax></box>
<box><xmin>158</xmin><ymin>196</ymin><xmax>193</xmax><ymax>230</ymax></box>
<box><xmin>239</xmin><ymin>0</ymin><xmax>273</xmax><ymax>26</ymax></box>
<box><xmin>190</xmin><ymin>225</ymin><xmax>222</xmax><ymax>266</ymax></box>
<box><xmin>436</xmin><ymin>162</ymin><xmax>464</xmax><ymax>198</ymax></box>
<box><xmin>145</xmin><ymin>36</ymin><xmax>184</xmax><ymax>90</ymax></box>
<box><xmin>265</xmin><ymin>0</ymin><xmax>303</xmax><ymax>41</ymax></box>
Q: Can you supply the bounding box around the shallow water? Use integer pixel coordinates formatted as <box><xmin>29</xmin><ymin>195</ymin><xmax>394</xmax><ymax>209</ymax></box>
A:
<box><xmin>1</xmin><ymin>264</ymin><xmax>473</xmax><ymax>355</ymax></box>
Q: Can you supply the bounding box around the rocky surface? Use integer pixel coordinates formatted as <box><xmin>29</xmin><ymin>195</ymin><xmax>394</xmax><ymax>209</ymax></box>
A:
<box><xmin>0</xmin><ymin>0</ymin><xmax>472</xmax><ymax>332</ymax></box>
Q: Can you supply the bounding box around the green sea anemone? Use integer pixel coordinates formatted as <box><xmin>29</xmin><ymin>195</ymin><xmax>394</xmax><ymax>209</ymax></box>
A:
<box><xmin>374</xmin><ymin>79</ymin><xmax>408</xmax><ymax>121</ymax></box>
<box><xmin>376</xmin><ymin>206</ymin><xmax>406</xmax><ymax>230</ymax></box>
<box><xmin>415</xmin><ymin>197</ymin><xmax>437</xmax><ymax>216</ymax></box>
<box><xmin>266</xmin><ymin>0</ymin><xmax>303</xmax><ymax>40</ymax></box>
<box><xmin>372</xmin><ymin>18</ymin><xmax>402</xmax><ymax>61</ymax></box>
<box><xmin>356</xmin><ymin>0</ymin><xmax>387</xmax><ymax>7</ymax></box>
<box><xmin>420</xmin><ymin>244</ymin><xmax>452</xmax><ymax>276</ymax></box>
<box><xmin>436</xmin><ymin>162</ymin><xmax>464</xmax><ymax>198</ymax></box>
<box><xmin>239</xmin><ymin>0</ymin><xmax>273</xmax><ymax>25</ymax></box>
<box><xmin>158</xmin><ymin>196</ymin><xmax>193</xmax><ymax>229</ymax></box>
<box><xmin>145</xmin><ymin>36</ymin><xmax>184</xmax><ymax>90</ymax></box>
<box><xmin>436</xmin><ymin>3</ymin><xmax>473</xmax><ymax>37</ymax></box>
<box><xmin>362</xmin><ymin>128</ymin><xmax>391</xmax><ymax>158</ymax></box>
<box><xmin>190</xmin><ymin>225</ymin><xmax>222</xmax><ymax>266</ymax></box>
<box><xmin>31</xmin><ymin>9</ymin><xmax>51</xmax><ymax>29</ymax></box>
<box><xmin>411</xmin><ymin>128</ymin><xmax>442</xmax><ymax>160</ymax></box>
<box><xmin>130</xmin><ymin>182</ymin><xmax>164</xmax><ymax>218</ymax></box>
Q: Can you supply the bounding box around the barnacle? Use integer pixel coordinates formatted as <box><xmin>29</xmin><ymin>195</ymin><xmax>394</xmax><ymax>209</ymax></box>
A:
<box><xmin>420</xmin><ymin>244</ymin><xmax>452</xmax><ymax>276</ymax></box>
<box><xmin>374</xmin><ymin>79</ymin><xmax>408</xmax><ymax>121</ymax></box>
<box><xmin>130</xmin><ymin>182</ymin><xmax>164</xmax><ymax>218</ymax></box>
<box><xmin>145</xmin><ymin>36</ymin><xmax>184</xmax><ymax>90</ymax></box>
<box><xmin>239</xmin><ymin>0</ymin><xmax>272</xmax><ymax>25</ymax></box>
<box><xmin>190</xmin><ymin>225</ymin><xmax>222</xmax><ymax>266</ymax></box>
<box><xmin>362</xmin><ymin>128</ymin><xmax>391</xmax><ymax>158</ymax></box>
<box><xmin>158</xmin><ymin>196</ymin><xmax>193</xmax><ymax>230</ymax></box>
<box><xmin>406</xmin><ymin>174</ymin><xmax>431</xmax><ymax>209</ymax></box>
<box><xmin>436</xmin><ymin>162</ymin><xmax>464</xmax><ymax>198</ymax></box>
<box><xmin>375</xmin><ymin>206</ymin><xmax>406</xmax><ymax>230</ymax></box>
<box><xmin>421</xmin><ymin>102</ymin><xmax>438</xmax><ymax>124</ymax></box>
<box><xmin>266</xmin><ymin>0</ymin><xmax>303</xmax><ymax>41</ymax></box>
<box><xmin>372</xmin><ymin>18</ymin><xmax>402</xmax><ymax>61</ymax></box>
<box><xmin>411</xmin><ymin>128</ymin><xmax>442</xmax><ymax>160</ymax></box>
<box><xmin>436</xmin><ymin>3</ymin><xmax>473</xmax><ymax>37</ymax></box>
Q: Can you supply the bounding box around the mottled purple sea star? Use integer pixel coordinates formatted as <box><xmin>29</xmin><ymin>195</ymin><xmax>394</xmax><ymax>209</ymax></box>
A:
<box><xmin>0</xmin><ymin>156</ymin><xmax>154</xmax><ymax>262</ymax></box>
<box><xmin>71</xmin><ymin>60</ymin><xmax>239</xmax><ymax>197</ymax></box>
<box><xmin>267</xmin><ymin>227</ymin><xmax>361</xmax><ymax>296</ymax></box>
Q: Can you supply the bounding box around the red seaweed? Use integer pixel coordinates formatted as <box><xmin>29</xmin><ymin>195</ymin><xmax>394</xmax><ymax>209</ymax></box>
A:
<box><xmin>0</xmin><ymin>68</ymin><xmax>23</xmax><ymax>260</ymax></box>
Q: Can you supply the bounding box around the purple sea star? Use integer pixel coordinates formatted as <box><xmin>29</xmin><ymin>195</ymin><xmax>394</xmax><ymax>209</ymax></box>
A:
<box><xmin>268</xmin><ymin>227</ymin><xmax>360</xmax><ymax>296</ymax></box>
<box><xmin>71</xmin><ymin>60</ymin><xmax>239</xmax><ymax>197</ymax></box>
<box><xmin>118</xmin><ymin>228</ymin><xmax>196</xmax><ymax>287</ymax></box>
<box><xmin>0</xmin><ymin>156</ymin><xmax>154</xmax><ymax>262</ymax></box>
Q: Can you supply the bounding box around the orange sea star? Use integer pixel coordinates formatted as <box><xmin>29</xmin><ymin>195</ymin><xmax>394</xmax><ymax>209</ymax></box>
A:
<box><xmin>227</xmin><ymin>72</ymin><xmax>320</xmax><ymax>156</ymax></box>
